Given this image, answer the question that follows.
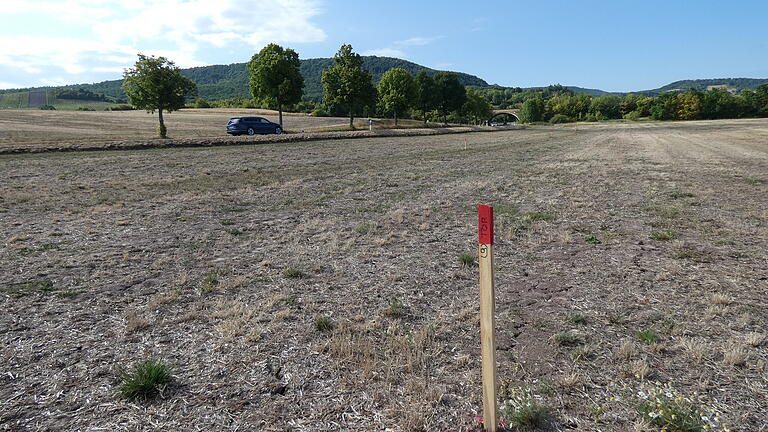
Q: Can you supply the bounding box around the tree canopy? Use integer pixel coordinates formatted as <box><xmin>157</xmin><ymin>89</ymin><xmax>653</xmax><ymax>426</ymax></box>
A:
<box><xmin>415</xmin><ymin>71</ymin><xmax>438</xmax><ymax>123</ymax></box>
<box><xmin>122</xmin><ymin>54</ymin><xmax>196</xmax><ymax>138</ymax></box>
<box><xmin>377</xmin><ymin>68</ymin><xmax>416</xmax><ymax>125</ymax></box>
<box><xmin>322</xmin><ymin>44</ymin><xmax>377</xmax><ymax>128</ymax></box>
<box><xmin>463</xmin><ymin>88</ymin><xmax>493</xmax><ymax>124</ymax></box>
<box><xmin>247</xmin><ymin>44</ymin><xmax>304</xmax><ymax>126</ymax></box>
<box><xmin>433</xmin><ymin>72</ymin><xmax>467</xmax><ymax>123</ymax></box>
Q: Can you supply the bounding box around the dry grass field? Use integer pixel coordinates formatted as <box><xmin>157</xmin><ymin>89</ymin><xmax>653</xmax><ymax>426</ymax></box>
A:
<box><xmin>1</xmin><ymin>119</ymin><xmax>767</xmax><ymax>431</ymax></box>
<box><xmin>0</xmin><ymin>108</ymin><xmax>354</xmax><ymax>147</ymax></box>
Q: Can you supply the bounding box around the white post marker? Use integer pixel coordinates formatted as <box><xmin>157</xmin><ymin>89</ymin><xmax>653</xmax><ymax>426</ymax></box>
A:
<box><xmin>478</xmin><ymin>204</ymin><xmax>498</xmax><ymax>432</ymax></box>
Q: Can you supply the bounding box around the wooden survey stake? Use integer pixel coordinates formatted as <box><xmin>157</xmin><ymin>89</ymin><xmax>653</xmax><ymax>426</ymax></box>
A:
<box><xmin>478</xmin><ymin>204</ymin><xmax>498</xmax><ymax>432</ymax></box>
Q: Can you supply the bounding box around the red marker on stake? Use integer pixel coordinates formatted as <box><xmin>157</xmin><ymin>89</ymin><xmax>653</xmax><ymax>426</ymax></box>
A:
<box><xmin>478</xmin><ymin>205</ymin><xmax>498</xmax><ymax>432</ymax></box>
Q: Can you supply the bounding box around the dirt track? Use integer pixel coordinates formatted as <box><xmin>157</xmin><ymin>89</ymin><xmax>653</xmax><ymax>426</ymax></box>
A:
<box><xmin>1</xmin><ymin>119</ymin><xmax>767</xmax><ymax>431</ymax></box>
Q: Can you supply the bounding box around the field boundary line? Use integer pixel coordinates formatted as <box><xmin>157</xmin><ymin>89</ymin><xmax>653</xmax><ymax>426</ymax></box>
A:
<box><xmin>0</xmin><ymin>126</ymin><xmax>523</xmax><ymax>155</ymax></box>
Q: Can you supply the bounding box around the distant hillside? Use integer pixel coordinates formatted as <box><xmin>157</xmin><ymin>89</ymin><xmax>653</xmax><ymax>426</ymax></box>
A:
<box><xmin>3</xmin><ymin>56</ymin><xmax>767</xmax><ymax>108</ymax></box>
<box><xmin>641</xmin><ymin>78</ymin><xmax>768</xmax><ymax>95</ymax></box>
<box><xmin>0</xmin><ymin>56</ymin><xmax>489</xmax><ymax>103</ymax></box>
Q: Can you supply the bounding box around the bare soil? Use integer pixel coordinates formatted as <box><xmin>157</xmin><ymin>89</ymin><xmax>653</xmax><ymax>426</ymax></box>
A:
<box><xmin>1</xmin><ymin>119</ymin><xmax>767</xmax><ymax>431</ymax></box>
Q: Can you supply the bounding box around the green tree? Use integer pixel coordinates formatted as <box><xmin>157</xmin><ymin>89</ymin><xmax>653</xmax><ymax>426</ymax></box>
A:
<box><xmin>463</xmin><ymin>88</ymin><xmax>493</xmax><ymax>124</ymax></box>
<box><xmin>676</xmin><ymin>90</ymin><xmax>703</xmax><ymax>120</ymax></box>
<box><xmin>122</xmin><ymin>54</ymin><xmax>197</xmax><ymax>138</ymax></box>
<box><xmin>635</xmin><ymin>97</ymin><xmax>654</xmax><ymax>117</ymax></box>
<box><xmin>745</xmin><ymin>84</ymin><xmax>768</xmax><ymax>117</ymax></box>
<box><xmin>433</xmin><ymin>72</ymin><xmax>467</xmax><ymax>124</ymax></box>
<box><xmin>247</xmin><ymin>43</ymin><xmax>304</xmax><ymax>127</ymax></box>
<box><xmin>589</xmin><ymin>95</ymin><xmax>622</xmax><ymax>119</ymax></box>
<box><xmin>322</xmin><ymin>44</ymin><xmax>377</xmax><ymax>128</ymax></box>
<box><xmin>519</xmin><ymin>98</ymin><xmax>544</xmax><ymax>123</ymax></box>
<box><xmin>650</xmin><ymin>92</ymin><xmax>680</xmax><ymax>120</ymax></box>
<box><xmin>701</xmin><ymin>89</ymin><xmax>743</xmax><ymax>119</ymax></box>
<box><xmin>415</xmin><ymin>71</ymin><xmax>438</xmax><ymax>124</ymax></box>
<box><xmin>620</xmin><ymin>94</ymin><xmax>642</xmax><ymax>116</ymax></box>
<box><xmin>377</xmin><ymin>68</ymin><xmax>416</xmax><ymax>126</ymax></box>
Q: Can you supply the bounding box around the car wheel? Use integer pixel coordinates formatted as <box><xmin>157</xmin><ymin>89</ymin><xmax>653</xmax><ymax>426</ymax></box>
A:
<box><xmin>247</xmin><ymin>127</ymin><xmax>255</xmax><ymax>135</ymax></box>
<box><xmin>275</xmin><ymin>126</ymin><xmax>282</xmax><ymax>135</ymax></box>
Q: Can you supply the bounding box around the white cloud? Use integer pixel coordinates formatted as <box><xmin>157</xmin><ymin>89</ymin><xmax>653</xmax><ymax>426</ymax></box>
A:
<box><xmin>362</xmin><ymin>48</ymin><xmax>406</xmax><ymax>58</ymax></box>
<box><xmin>395</xmin><ymin>36</ymin><xmax>441</xmax><ymax>47</ymax></box>
<box><xmin>364</xmin><ymin>35</ymin><xmax>440</xmax><ymax>60</ymax></box>
<box><xmin>0</xmin><ymin>0</ymin><xmax>326</xmax><ymax>87</ymax></box>
<box><xmin>0</xmin><ymin>81</ymin><xmax>23</xmax><ymax>89</ymax></box>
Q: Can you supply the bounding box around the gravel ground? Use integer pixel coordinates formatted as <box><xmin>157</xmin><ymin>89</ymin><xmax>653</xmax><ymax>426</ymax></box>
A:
<box><xmin>1</xmin><ymin>119</ymin><xmax>767</xmax><ymax>431</ymax></box>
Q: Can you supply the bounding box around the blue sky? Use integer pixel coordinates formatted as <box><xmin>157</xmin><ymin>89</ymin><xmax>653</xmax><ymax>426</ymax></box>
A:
<box><xmin>1</xmin><ymin>0</ymin><xmax>767</xmax><ymax>91</ymax></box>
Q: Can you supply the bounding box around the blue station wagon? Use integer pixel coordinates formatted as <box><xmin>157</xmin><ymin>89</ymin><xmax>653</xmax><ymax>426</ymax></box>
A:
<box><xmin>226</xmin><ymin>117</ymin><xmax>282</xmax><ymax>135</ymax></box>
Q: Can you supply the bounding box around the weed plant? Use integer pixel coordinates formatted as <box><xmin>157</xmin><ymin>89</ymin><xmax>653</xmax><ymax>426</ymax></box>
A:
<box><xmin>500</xmin><ymin>387</ymin><xmax>548</xmax><ymax>429</ymax></box>
<box><xmin>637</xmin><ymin>382</ymin><xmax>728</xmax><ymax>432</ymax></box>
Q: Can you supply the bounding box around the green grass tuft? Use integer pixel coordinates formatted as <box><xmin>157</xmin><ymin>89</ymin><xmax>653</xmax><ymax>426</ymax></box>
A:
<box><xmin>459</xmin><ymin>252</ymin><xmax>475</xmax><ymax>267</ymax></box>
<box><xmin>585</xmin><ymin>235</ymin><xmax>601</xmax><ymax>245</ymax></box>
<box><xmin>567</xmin><ymin>312</ymin><xmax>587</xmax><ymax>325</ymax></box>
<box><xmin>315</xmin><ymin>316</ymin><xmax>334</xmax><ymax>332</ymax></box>
<box><xmin>284</xmin><ymin>268</ymin><xmax>306</xmax><ymax>278</ymax></box>
<box><xmin>651</xmin><ymin>230</ymin><xmax>677</xmax><ymax>241</ymax></box>
<box><xmin>382</xmin><ymin>299</ymin><xmax>404</xmax><ymax>318</ymax></box>
<box><xmin>638</xmin><ymin>329</ymin><xmax>659</xmax><ymax>344</ymax></box>
<box><xmin>552</xmin><ymin>331</ymin><xmax>584</xmax><ymax>347</ymax></box>
<box><xmin>118</xmin><ymin>359</ymin><xmax>172</xmax><ymax>401</ymax></box>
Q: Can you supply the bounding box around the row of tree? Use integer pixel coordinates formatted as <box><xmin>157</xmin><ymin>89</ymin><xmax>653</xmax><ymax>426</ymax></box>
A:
<box><xmin>247</xmin><ymin>43</ymin><xmax>491</xmax><ymax>127</ymax></box>
<box><xmin>513</xmin><ymin>85</ymin><xmax>768</xmax><ymax>123</ymax></box>
<box><xmin>120</xmin><ymin>45</ymin><xmax>768</xmax><ymax>137</ymax></box>
<box><xmin>119</xmin><ymin>44</ymin><xmax>489</xmax><ymax>138</ymax></box>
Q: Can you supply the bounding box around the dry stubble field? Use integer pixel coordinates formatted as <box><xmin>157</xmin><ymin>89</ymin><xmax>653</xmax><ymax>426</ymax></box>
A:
<box><xmin>0</xmin><ymin>108</ymin><xmax>352</xmax><ymax>147</ymax></box>
<box><xmin>1</xmin><ymin>119</ymin><xmax>767</xmax><ymax>431</ymax></box>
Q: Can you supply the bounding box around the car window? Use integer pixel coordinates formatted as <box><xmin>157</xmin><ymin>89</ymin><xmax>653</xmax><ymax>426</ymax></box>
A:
<box><xmin>260</xmin><ymin>118</ymin><xmax>269</xmax><ymax>123</ymax></box>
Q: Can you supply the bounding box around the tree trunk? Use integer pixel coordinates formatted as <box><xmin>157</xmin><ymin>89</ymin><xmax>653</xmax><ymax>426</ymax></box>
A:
<box><xmin>394</xmin><ymin>110</ymin><xmax>398</xmax><ymax>126</ymax></box>
<box><xmin>349</xmin><ymin>106</ymin><xmax>354</xmax><ymax>129</ymax></box>
<box><xmin>158</xmin><ymin>108</ymin><xmax>167</xmax><ymax>138</ymax></box>
<box><xmin>278</xmin><ymin>102</ymin><xmax>283</xmax><ymax>127</ymax></box>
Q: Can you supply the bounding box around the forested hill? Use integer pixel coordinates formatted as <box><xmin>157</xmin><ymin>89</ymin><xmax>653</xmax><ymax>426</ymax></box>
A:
<box><xmin>7</xmin><ymin>56</ymin><xmax>490</xmax><ymax>102</ymax></box>
<box><xmin>641</xmin><ymin>78</ymin><xmax>768</xmax><ymax>95</ymax></box>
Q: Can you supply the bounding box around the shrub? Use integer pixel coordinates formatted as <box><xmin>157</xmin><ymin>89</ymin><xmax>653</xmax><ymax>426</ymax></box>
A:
<box><xmin>118</xmin><ymin>359</ymin><xmax>172</xmax><ymax>401</ymax></box>
<box><xmin>624</xmin><ymin>110</ymin><xmax>642</xmax><ymax>121</ymax></box>
<box><xmin>76</xmin><ymin>106</ymin><xmax>96</xmax><ymax>111</ymax></box>
<box><xmin>549</xmin><ymin>114</ymin><xmax>571</xmax><ymax>124</ymax></box>
<box><xmin>194</xmin><ymin>98</ymin><xmax>211</xmax><ymax>108</ymax></box>
<box><xmin>110</xmin><ymin>104</ymin><xmax>135</xmax><ymax>111</ymax></box>
<box><xmin>311</xmin><ymin>107</ymin><xmax>330</xmax><ymax>117</ymax></box>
